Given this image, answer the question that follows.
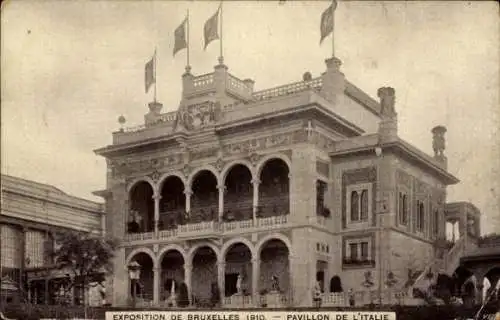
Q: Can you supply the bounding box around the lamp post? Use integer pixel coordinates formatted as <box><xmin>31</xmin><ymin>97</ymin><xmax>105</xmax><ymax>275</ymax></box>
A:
<box><xmin>374</xmin><ymin>146</ymin><xmax>384</xmax><ymax>306</ymax></box>
<box><xmin>128</xmin><ymin>261</ymin><xmax>141</xmax><ymax>308</ymax></box>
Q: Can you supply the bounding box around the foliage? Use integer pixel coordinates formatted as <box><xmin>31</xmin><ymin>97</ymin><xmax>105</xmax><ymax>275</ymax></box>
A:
<box><xmin>52</xmin><ymin>230</ymin><xmax>118</xmax><ymax>298</ymax></box>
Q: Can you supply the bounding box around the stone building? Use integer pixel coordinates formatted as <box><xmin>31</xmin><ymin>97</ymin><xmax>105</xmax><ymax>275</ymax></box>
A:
<box><xmin>94</xmin><ymin>56</ymin><xmax>481</xmax><ymax>308</ymax></box>
<box><xmin>0</xmin><ymin>174</ymin><xmax>105</xmax><ymax>306</ymax></box>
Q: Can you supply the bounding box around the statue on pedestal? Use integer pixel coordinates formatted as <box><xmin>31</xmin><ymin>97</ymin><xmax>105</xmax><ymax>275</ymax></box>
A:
<box><xmin>236</xmin><ymin>274</ymin><xmax>243</xmax><ymax>295</ymax></box>
<box><xmin>271</xmin><ymin>275</ymin><xmax>280</xmax><ymax>292</ymax></box>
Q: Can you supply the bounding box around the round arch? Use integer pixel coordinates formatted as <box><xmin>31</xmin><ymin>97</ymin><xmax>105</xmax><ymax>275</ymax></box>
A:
<box><xmin>256</xmin><ymin>154</ymin><xmax>291</xmax><ymax>179</ymax></box>
<box><xmin>187</xmin><ymin>165</ymin><xmax>221</xmax><ymax>189</ymax></box>
<box><xmin>221</xmin><ymin>237</ymin><xmax>256</xmax><ymax>260</ymax></box>
<box><xmin>125</xmin><ymin>247</ymin><xmax>157</xmax><ymax>267</ymax></box>
<box><xmin>187</xmin><ymin>242</ymin><xmax>221</xmax><ymax>265</ymax></box>
<box><xmin>255</xmin><ymin>233</ymin><xmax>293</xmax><ymax>257</ymax></box>
<box><xmin>157</xmin><ymin>245</ymin><xmax>188</xmax><ymax>268</ymax></box>
<box><xmin>221</xmin><ymin>160</ymin><xmax>256</xmax><ymax>184</ymax></box>
<box><xmin>158</xmin><ymin>172</ymin><xmax>187</xmax><ymax>191</ymax></box>
<box><xmin>127</xmin><ymin>177</ymin><xmax>157</xmax><ymax>195</ymax></box>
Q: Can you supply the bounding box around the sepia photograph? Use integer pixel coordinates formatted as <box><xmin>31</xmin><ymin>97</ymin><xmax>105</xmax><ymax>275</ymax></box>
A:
<box><xmin>1</xmin><ymin>1</ymin><xmax>499</xmax><ymax>319</ymax></box>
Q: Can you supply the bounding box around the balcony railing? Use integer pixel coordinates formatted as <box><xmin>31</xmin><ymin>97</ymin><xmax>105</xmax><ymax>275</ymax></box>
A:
<box><xmin>252</xmin><ymin>77</ymin><xmax>322</xmax><ymax>101</ymax></box>
<box><xmin>124</xmin><ymin>215</ymin><xmax>289</xmax><ymax>243</ymax></box>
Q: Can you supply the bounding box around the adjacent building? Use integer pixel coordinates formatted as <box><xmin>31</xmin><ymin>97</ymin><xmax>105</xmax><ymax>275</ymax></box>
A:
<box><xmin>94</xmin><ymin>56</ymin><xmax>484</xmax><ymax>308</ymax></box>
<box><xmin>0</xmin><ymin>174</ymin><xmax>105</xmax><ymax>306</ymax></box>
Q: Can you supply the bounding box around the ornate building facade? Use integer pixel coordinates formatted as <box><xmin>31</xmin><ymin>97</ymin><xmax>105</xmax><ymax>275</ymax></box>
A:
<box><xmin>94</xmin><ymin>57</ymin><xmax>482</xmax><ymax>308</ymax></box>
<box><xmin>0</xmin><ymin>174</ymin><xmax>105</xmax><ymax>306</ymax></box>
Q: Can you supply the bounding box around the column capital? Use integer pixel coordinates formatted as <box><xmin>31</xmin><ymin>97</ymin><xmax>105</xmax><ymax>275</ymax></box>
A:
<box><xmin>288</xmin><ymin>174</ymin><xmax>292</xmax><ymax>179</ymax></box>
<box><xmin>152</xmin><ymin>194</ymin><xmax>162</xmax><ymax>201</ymax></box>
<box><xmin>251</xmin><ymin>179</ymin><xmax>261</xmax><ymax>185</ymax></box>
<box><xmin>153</xmin><ymin>266</ymin><xmax>160</xmax><ymax>273</ymax></box>
<box><xmin>184</xmin><ymin>263</ymin><xmax>193</xmax><ymax>271</ymax></box>
<box><xmin>184</xmin><ymin>189</ymin><xmax>192</xmax><ymax>196</ymax></box>
<box><xmin>251</xmin><ymin>258</ymin><xmax>260</xmax><ymax>264</ymax></box>
<box><xmin>217</xmin><ymin>261</ymin><xmax>226</xmax><ymax>267</ymax></box>
<box><xmin>217</xmin><ymin>185</ymin><xmax>226</xmax><ymax>192</ymax></box>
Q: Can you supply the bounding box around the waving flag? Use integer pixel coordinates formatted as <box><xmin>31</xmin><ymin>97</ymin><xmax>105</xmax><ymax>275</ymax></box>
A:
<box><xmin>320</xmin><ymin>0</ymin><xmax>337</xmax><ymax>44</ymax></box>
<box><xmin>204</xmin><ymin>5</ymin><xmax>220</xmax><ymax>50</ymax></box>
<box><xmin>144</xmin><ymin>53</ymin><xmax>155</xmax><ymax>93</ymax></box>
<box><xmin>173</xmin><ymin>17</ymin><xmax>188</xmax><ymax>56</ymax></box>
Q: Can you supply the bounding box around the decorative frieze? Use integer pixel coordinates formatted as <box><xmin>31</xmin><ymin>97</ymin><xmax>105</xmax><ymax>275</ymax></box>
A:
<box><xmin>312</xmin><ymin>132</ymin><xmax>336</xmax><ymax>151</ymax></box>
<box><xmin>190</xmin><ymin>147</ymin><xmax>219</xmax><ymax>161</ymax></box>
<box><xmin>222</xmin><ymin>130</ymin><xmax>307</xmax><ymax>156</ymax></box>
<box><xmin>111</xmin><ymin>154</ymin><xmax>184</xmax><ymax>178</ymax></box>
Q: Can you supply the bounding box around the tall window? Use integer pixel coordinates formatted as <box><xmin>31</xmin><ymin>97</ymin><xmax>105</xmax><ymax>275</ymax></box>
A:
<box><xmin>0</xmin><ymin>225</ymin><xmax>22</xmax><ymax>269</ymax></box>
<box><xmin>348</xmin><ymin>187</ymin><xmax>371</xmax><ymax>223</ymax></box>
<box><xmin>433</xmin><ymin>209</ymin><xmax>439</xmax><ymax>236</ymax></box>
<box><xmin>360</xmin><ymin>242</ymin><xmax>369</xmax><ymax>260</ymax></box>
<box><xmin>350</xmin><ymin>191</ymin><xmax>359</xmax><ymax>221</ymax></box>
<box><xmin>360</xmin><ymin>190</ymin><xmax>369</xmax><ymax>220</ymax></box>
<box><xmin>416</xmin><ymin>201</ymin><xmax>425</xmax><ymax>232</ymax></box>
<box><xmin>349</xmin><ymin>243</ymin><xmax>358</xmax><ymax>260</ymax></box>
<box><xmin>398</xmin><ymin>192</ymin><xmax>408</xmax><ymax>226</ymax></box>
<box><xmin>316</xmin><ymin>180</ymin><xmax>327</xmax><ymax>216</ymax></box>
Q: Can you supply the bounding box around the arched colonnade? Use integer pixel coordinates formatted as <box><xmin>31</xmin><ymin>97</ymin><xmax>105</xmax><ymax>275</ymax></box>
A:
<box><xmin>126</xmin><ymin>156</ymin><xmax>291</xmax><ymax>234</ymax></box>
<box><xmin>125</xmin><ymin>234</ymin><xmax>293</xmax><ymax>305</ymax></box>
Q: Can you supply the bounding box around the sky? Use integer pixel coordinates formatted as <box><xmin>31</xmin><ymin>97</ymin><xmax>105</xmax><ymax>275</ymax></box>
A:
<box><xmin>1</xmin><ymin>1</ymin><xmax>499</xmax><ymax>234</ymax></box>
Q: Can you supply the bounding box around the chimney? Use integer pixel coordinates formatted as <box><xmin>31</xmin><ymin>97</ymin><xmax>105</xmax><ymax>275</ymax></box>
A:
<box><xmin>320</xmin><ymin>57</ymin><xmax>345</xmax><ymax>104</ymax></box>
<box><xmin>377</xmin><ymin>87</ymin><xmax>398</xmax><ymax>143</ymax></box>
<box><xmin>432</xmin><ymin>125</ymin><xmax>448</xmax><ymax>168</ymax></box>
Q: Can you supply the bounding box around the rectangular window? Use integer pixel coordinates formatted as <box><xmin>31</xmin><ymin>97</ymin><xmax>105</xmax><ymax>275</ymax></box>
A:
<box><xmin>433</xmin><ymin>209</ymin><xmax>439</xmax><ymax>236</ymax></box>
<box><xmin>361</xmin><ymin>242</ymin><xmax>369</xmax><ymax>260</ymax></box>
<box><xmin>349</xmin><ymin>243</ymin><xmax>358</xmax><ymax>260</ymax></box>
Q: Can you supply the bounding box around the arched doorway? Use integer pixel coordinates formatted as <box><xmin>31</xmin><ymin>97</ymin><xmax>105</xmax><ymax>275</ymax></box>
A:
<box><xmin>191</xmin><ymin>171</ymin><xmax>218</xmax><ymax>223</ymax></box>
<box><xmin>258</xmin><ymin>159</ymin><xmax>290</xmax><ymax>218</ymax></box>
<box><xmin>258</xmin><ymin>239</ymin><xmax>290</xmax><ymax>294</ymax></box>
<box><xmin>128</xmin><ymin>252</ymin><xmax>154</xmax><ymax>303</ymax></box>
<box><xmin>191</xmin><ymin>246</ymin><xmax>218</xmax><ymax>305</ymax></box>
<box><xmin>159</xmin><ymin>176</ymin><xmax>186</xmax><ymax>230</ymax></box>
<box><xmin>159</xmin><ymin>250</ymin><xmax>185</xmax><ymax>303</ymax></box>
<box><xmin>128</xmin><ymin>181</ymin><xmax>154</xmax><ymax>233</ymax></box>
<box><xmin>330</xmin><ymin>275</ymin><xmax>343</xmax><ymax>293</ymax></box>
<box><xmin>224</xmin><ymin>243</ymin><xmax>253</xmax><ymax>297</ymax></box>
<box><xmin>224</xmin><ymin>164</ymin><xmax>253</xmax><ymax>222</ymax></box>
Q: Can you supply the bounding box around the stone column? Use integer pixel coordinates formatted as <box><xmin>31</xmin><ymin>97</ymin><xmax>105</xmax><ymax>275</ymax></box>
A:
<box><xmin>218</xmin><ymin>185</ymin><xmax>226</xmax><ymax>220</ymax></box>
<box><xmin>153</xmin><ymin>267</ymin><xmax>160</xmax><ymax>305</ymax></box>
<box><xmin>475</xmin><ymin>273</ymin><xmax>485</xmax><ymax>304</ymax></box>
<box><xmin>218</xmin><ymin>261</ymin><xmax>226</xmax><ymax>302</ymax></box>
<box><xmin>184</xmin><ymin>263</ymin><xmax>192</xmax><ymax>305</ymax></box>
<box><xmin>252</xmin><ymin>179</ymin><xmax>260</xmax><ymax>224</ymax></box>
<box><xmin>153</xmin><ymin>195</ymin><xmax>161</xmax><ymax>237</ymax></box>
<box><xmin>252</xmin><ymin>258</ymin><xmax>260</xmax><ymax>302</ymax></box>
<box><xmin>184</xmin><ymin>188</ymin><xmax>192</xmax><ymax>216</ymax></box>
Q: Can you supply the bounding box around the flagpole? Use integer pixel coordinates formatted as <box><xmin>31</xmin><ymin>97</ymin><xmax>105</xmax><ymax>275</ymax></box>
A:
<box><xmin>219</xmin><ymin>1</ymin><xmax>223</xmax><ymax>64</ymax></box>
<box><xmin>331</xmin><ymin>0</ymin><xmax>335</xmax><ymax>58</ymax></box>
<box><xmin>186</xmin><ymin>9</ymin><xmax>190</xmax><ymax>69</ymax></box>
<box><xmin>153</xmin><ymin>48</ymin><xmax>157</xmax><ymax>102</ymax></box>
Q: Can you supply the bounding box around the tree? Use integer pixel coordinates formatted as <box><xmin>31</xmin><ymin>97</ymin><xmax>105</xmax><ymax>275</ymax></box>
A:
<box><xmin>52</xmin><ymin>230</ymin><xmax>118</xmax><ymax>306</ymax></box>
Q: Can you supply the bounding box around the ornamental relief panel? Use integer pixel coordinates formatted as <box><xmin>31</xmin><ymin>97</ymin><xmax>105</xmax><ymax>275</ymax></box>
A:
<box><xmin>396</xmin><ymin>170</ymin><xmax>412</xmax><ymax>189</ymax></box>
<box><xmin>222</xmin><ymin>129</ymin><xmax>307</xmax><ymax>156</ymax></box>
<box><xmin>312</xmin><ymin>132</ymin><xmax>336</xmax><ymax>151</ymax></box>
<box><xmin>110</xmin><ymin>153</ymin><xmax>184</xmax><ymax>178</ymax></box>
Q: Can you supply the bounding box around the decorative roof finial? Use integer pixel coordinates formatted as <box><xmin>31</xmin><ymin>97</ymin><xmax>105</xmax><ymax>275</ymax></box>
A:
<box><xmin>118</xmin><ymin>115</ymin><xmax>126</xmax><ymax>132</ymax></box>
<box><xmin>377</xmin><ymin>87</ymin><xmax>396</xmax><ymax>118</ymax></box>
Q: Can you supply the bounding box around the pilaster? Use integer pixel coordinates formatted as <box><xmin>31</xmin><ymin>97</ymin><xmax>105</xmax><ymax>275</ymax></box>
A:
<box><xmin>184</xmin><ymin>189</ymin><xmax>192</xmax><ymax>215</ymax></box>
<box><xmin>218</xmin><ymin>261</ymin><xmax>226</xmax><ymax>300</ymax></box>
<box><xmin>251</xmin><ymin>258</ymin><xmax>260</xmax><ymax>300</ymax></box>
<box><xmin>184</xmin><ymin>263</ymin><xmax>193</xmax><ymax>305</ymax></box>
<box><xmin>153</xmin><ymin>195</ymin><xmax>161</xmax><ymax>237</ymax></box>
<box><xmin>252</xmin><ymin>179</ymin><xmax>260</xmax><ymax>223</ymax></box>
<box><xmin>218</xmin><ymin>185</ymin><xmax>226</xmax><ymax>220</ymax></box>
<box><xmin>153</xmin><ymin>267</ymin><xmax>160</xmax><ymax>304</ymax></box>
<box><xmin>112</xmin><ymin>248</ymin><xmax>127</xmax><ymax>306</ymax></box>
<box><xmin>290</xmin><ymin>146</ymin><xmax>316</xmax><ymax>224</ymax></box>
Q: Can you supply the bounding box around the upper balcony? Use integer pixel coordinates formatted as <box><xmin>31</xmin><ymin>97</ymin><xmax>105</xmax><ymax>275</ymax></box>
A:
<box><xmin>101</xmin><ymin>58</ymin><xmax>379</xmax><ymax>151</ymax></box>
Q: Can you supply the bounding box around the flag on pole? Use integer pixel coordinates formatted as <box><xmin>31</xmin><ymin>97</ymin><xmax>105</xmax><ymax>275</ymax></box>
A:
<box><xmin>320</xmin><ymin>0</ymin><xmax>337</xmax><ymax>44</ymax></box>
<box><xmin>203</xmin><ymin>5</ymin><xmax>220</xmax><ymax>50</ymax></box>
<box><xmin>173</xmin><ymin>17</ymin><xmax>188</xmax><ymax>56</ymax></box>
<box><xmin>145</xmin><ymin>53</ymin><xmax>155</xmax><ymax>93</ymax></box>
